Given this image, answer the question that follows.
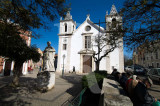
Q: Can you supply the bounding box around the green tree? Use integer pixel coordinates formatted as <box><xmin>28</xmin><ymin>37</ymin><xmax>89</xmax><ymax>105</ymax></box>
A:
<box><xmin>0</xmin><ymin>0</ymin><xmax>69</xmax><ymax>37</ymax></box>
<box><xmin>122</xmin><ymin>0</ymin><xmax>160</xmax><ymax>49</ymax></box>
<box><xmin>0</xmin><ymin>22</ymin><xmax>41</xmax><ymax>86</ymax></box>
<box><xmin>0</xmin><ymin>0</ymin><xmax>69</xmax><ymax>86</ymax></box>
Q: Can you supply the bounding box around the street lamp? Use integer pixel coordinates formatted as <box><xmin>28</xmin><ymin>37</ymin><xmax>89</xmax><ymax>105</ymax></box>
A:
<box><xmin>62</xmin><ymin>54</ymin><xmax>65</xmax><ymax>77</ymax></box>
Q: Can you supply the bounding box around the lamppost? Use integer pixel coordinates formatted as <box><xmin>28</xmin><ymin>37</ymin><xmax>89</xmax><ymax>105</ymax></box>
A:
<box><xmin>62</xmin><ymin>54</ymin><xmax>65</xmax><ymax>77</ymax></box>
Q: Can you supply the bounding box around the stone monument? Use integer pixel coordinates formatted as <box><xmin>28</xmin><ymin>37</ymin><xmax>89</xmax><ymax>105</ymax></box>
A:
<box><xmin>37</xmin><ymin>41</ymin><xmax>56</xmax><ymax>92</ymax></box>
<box><xmin>43</xmin><ymin>41</ymin><xmax>55</xmax><ymax>71</ymax></box>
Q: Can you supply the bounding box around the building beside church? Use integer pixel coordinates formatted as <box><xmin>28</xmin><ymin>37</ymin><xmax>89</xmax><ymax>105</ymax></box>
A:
<box><xmin>57</xmin><ymin>5</ymin><xmax>124</xmax><ymax>74</ymax></box>
<box><xmin>0</xmin><ymin>31</ymin><xmax>32</xmax><ymax>76</ymax></box>
<box><xmin>133</xmin><ymin>43</ymin><xmax>160</xmax><ymax>68</ymax></box>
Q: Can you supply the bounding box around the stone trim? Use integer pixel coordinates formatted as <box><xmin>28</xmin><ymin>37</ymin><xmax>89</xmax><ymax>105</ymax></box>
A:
<box><xmin>10</xmin><ymin>61</ymin><xmax>14</xmax><ymax>76</ymax></box>
<box><xmin>66</xmin><ymin>36</ymin><xmax>72</xmax><ymax>72</ymax></box>
<box><xmin>119</xmin><ymin>38</ymin><xmax>124</xmax><ymax>73</ymax></box>
<box><xmin>57</xmin><ymin>37</ymin><xmax>62</xmax><ymax>72</ymax></box>
<box><xmin>105</xmin><ymin>45</ymin><xmax>111</xmax><ymax>73</ymax></box>
<box><xmin>0</xmin><ymin>60</ymin><xmax>6</xmax><ymax>76</ymax></box>
<box><xmin>78</xmin><ymin>49</ymin><xmax>95</xmax><ymax>54</ymax></box>
<box><xmin>58</xmin><ymin>33</ymin><xmax>73</xmax><ymax>36</ymax></box>
<box><xmin>80</xmin><ymin>54</ymin><xmax>94</xmax><ymax>73</ymax></box>
<box><xmin>81</xmin><ymin>33</ymin><xmax>93</xmax><ymax>35</ymax></box>
<box><xmin>60</xmin><ymin>19</ymin><xmax>76</xmax><ymax>25</ymax></box>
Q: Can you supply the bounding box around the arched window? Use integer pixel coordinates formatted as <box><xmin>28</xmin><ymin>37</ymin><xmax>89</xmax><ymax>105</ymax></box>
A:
<box><xmin>112</xmin><ymin>18</ymin><xmax>116</xmax><ymax>28</ymax></box>
<box><xmin>65</xmin><ymin>23</ymin><xmax>67</xmax><ymax>32</ymax></box>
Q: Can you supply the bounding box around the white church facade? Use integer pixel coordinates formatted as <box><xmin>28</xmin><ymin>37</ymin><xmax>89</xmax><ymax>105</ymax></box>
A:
<box><xmin>57</xmin><ymin>5</ymin><xmax>124</xmax><ymax>74</ymax></box>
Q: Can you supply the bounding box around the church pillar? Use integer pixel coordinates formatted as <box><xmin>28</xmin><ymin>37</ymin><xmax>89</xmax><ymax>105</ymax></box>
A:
<box><xmin>119</xmin><ymin>39</ymin><xmax>124</xmax><ymax>73</ymax></box>
<box><xmin>10</xmin><ymin>61</ymin><xmax>14</xmax><ymax>76</ymax></box>
<box><xmin>57</xmin><ymin>37</ymin><xmax>62</xmax><ymax>72</ymax></box>
<box><xmin>106</xmin><ymin>45</ymin><xmax>111</xmax><ymax>73</ymax></box>
<box><xmin>0</xmin><ymin>60</ymin><xmax>6</xmax><ymax>76</ymax></box>
<box><xmin>66</xmin><ymin>37</ymin><xmax>71</xmax><ymax>72</ymax></box>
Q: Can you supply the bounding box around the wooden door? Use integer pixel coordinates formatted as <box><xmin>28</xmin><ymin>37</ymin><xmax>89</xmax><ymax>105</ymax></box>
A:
<box><xmin>83</xmin><ymin>55</ymin><xmax>92</xmax><ymax>73</ymax></box>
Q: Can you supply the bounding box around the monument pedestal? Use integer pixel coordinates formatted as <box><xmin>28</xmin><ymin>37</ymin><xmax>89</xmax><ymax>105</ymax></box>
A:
<box><xmin>36</xmin><ymin>41</ymin><xmax>56</xmax><ymax>92</ymax></box>
<box><xmin>36</xmin><ymin>71</ymin><xmax>55</xmax><ymax>92</ymax></box>
<box><xmin>47</xmin><ymin>72</ymin><xmax>55</xmax><ymax>90</ymax></box>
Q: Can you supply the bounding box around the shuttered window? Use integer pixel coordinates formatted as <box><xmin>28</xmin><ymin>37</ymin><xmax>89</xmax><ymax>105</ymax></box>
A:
<box><xmin>85</xmin><ymin>36</ymin><xmax>91</xmax><ymax>49</ymax></box>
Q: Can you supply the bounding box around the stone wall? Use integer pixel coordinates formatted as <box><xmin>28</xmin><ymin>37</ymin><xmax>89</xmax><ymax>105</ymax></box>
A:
<box><xmin>100</xmin><ymin>78</ymin><xmax>133</xmax><ymax>106</ymax></box>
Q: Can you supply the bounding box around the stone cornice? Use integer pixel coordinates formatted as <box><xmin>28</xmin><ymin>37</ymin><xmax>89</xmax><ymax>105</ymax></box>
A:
<box><xmin>81</xmin><ymin>33</ymin><xmax>93</xmax><ymax>35</ymax></box>
<box><xmin>60</xmin><ymin>19</ymin><xmax>76</xmax><ymax>25</ymax></box>
<box><xmin>78</xmin><ymin>49</ymin><xmax>95</xmax><ymax>54</ymax></box>
<box><xmin>58</xmin><ymin>33</ymin><xmax>73</xmax><ymax>36</ymax></box>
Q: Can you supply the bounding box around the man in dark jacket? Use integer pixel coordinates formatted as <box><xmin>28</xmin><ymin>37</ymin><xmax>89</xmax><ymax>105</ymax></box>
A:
<box><xmin>133</xmin><ymin>77</ymin><xmax>157</xmax><ymax>106</ymax></box>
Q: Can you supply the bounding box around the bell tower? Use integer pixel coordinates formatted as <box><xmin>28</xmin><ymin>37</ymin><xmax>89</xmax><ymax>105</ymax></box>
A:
<box><xmin>105</xmin><ymin>5</ymin><xmax>122</xmax><ymax>31</ymax></box>
<box><xmin>57</xmin><ymin>11</ymin><xmax>76</xmax><ymax>72</ymax></box>
<box><xmin>59</xmin><ymin>11</ymin><xmax>76</xmax><ymax>35</ymax></box>
<box><xmin>105</xmin><ymin>5</ymin><xmax>124</xmax><ymax>73</ymax></box>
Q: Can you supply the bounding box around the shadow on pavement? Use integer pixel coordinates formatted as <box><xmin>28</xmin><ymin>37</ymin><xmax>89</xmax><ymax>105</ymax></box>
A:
<box><xmin>61</xmin><ymin>74</ymin><xmax>83</xmax><ymax>105</ymax></box>
<box><xmin>62</xmin><ymin>74</ymin><xmax>82</xmax><ymax>95</ymax></box>
<box><xmin>0</xmin><ymin>76</ymin><xmax>37</xmax><ymax>105</ymax></box>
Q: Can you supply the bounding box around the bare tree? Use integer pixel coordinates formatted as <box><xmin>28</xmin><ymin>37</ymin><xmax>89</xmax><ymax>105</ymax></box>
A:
<box><xmin>122</xmin><ymin>0</ymin><xmax>160</xmax><ymax>49</ymax></box>
<box><xmin>93</xmin><ymin>21</ymin><xmax>124</xmax><ymax>71</ymax></box>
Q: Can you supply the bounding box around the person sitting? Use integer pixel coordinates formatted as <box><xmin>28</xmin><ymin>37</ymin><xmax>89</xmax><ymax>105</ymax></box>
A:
<box><xmin>133</xmin><ymin>77</ymin><xmax>157</xmax><ymax>106</ymax></box>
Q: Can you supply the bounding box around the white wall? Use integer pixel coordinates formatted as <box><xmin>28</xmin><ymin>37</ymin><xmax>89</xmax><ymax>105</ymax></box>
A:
<box><xmin>110</xmin><ymin>48</ymin><xmax>120</xmax><ymax>72</ymax></box>
<box><xmin>58</xmin><ymin>18</ymin><xmax>124</xmax><ymax>73</ymax></box>
<box><xmin>70</xmin><ymin>20</ymin><xmax>108</xmax><ymax>72</ymax></box>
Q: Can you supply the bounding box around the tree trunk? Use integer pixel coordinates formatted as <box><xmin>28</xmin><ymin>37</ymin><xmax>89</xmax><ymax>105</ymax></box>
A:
<box><xmin>95</xmin><ymin>61</ymin><xmax>100</xmax><ymax>71</ymax></box>
<box><xmin>12</xmin><ymin>62</ymin><xmax>23</xmax><ymax>86</ymax></box>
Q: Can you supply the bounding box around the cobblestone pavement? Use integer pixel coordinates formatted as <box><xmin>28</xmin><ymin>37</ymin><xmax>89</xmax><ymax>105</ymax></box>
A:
<box><xmin>0</xmin><ymin>69</ymin><xmax>83</xmax><ymax>106</ymax></box>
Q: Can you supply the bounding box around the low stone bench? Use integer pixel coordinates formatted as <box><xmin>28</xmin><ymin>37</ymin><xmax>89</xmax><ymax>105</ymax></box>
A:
<box><xmin>100</xmin><ymin>78</ymin><xmax>133</xmax><ymax>106</ymax></box>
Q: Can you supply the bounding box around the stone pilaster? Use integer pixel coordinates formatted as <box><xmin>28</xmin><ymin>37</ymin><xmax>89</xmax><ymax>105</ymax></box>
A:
<box><xmin>66</xmin><ymin>36</ymin><xmax>71</xmax><ymax>72</ymax></box>
<box><xmin>106</xmin><ymin>45</ymin><xmax>111</xmax><ymax>74</ymax></box>
<box><xmin>119</xmin><ymin>38</ymin><xmax>124</xmax><ymax>73</ymax></box>
<box><xmin>57</xmin><ymin>37</ymin><xmax>62</xmax><ymax>72</ymax></box>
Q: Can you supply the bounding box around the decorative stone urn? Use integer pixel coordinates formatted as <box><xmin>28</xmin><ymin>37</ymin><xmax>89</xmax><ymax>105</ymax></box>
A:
<box><xmin>37</xmin><ymin>41</ymin><xmax>56</xmax><ymax>92</ymax></box>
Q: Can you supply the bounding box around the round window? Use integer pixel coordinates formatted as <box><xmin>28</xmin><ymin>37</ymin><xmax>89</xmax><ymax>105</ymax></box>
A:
<box><xmin>85</xmin><ymin>26</ymin><xmax>91</xmax><ymax>31</ymax></box>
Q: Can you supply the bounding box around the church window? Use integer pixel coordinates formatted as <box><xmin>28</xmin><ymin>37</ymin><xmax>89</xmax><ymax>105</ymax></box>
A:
<box><xmin>85</xmin><ymin>26</ymin><xmax>91</xmax><ymax>31</ymax></box>
<box><xmin>65</xmin><ymin>23</ymin><xmax>67</xmax><ymax>32</ymax></box>
<box><xmin>85</xmin><ymin>36</ymin><xmax>91</xmax><ymax>49</ymax></box>
<box><xmin>73</xmin><ymin>25</ymin><xmax>74</xmax><ymax>31</ymax></box>
<box><xmin>63</xmin><ymin>44</ymin><xmax>67</xmax><ymax>50</ymax></box>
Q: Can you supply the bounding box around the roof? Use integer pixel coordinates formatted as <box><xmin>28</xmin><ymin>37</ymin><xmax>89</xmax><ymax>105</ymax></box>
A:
<box><xmin>73</xmin><ymin>15</ymin><xmax>105</xmax><ymax>34</ymax></box>
<box><xmin>110</xmin><ymin>5</ymin><xmax>118</xmax><ymax>15</ymax></box>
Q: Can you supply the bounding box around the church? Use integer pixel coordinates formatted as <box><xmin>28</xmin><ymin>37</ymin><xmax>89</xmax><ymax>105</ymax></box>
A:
<box><xmin>57</xmin><ymin>5</ymin><xmax>124</xmax><ymax>74</ymax></box>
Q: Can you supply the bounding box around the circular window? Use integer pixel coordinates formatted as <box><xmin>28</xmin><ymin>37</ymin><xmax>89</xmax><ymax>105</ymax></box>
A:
<box><xmin>85</xmin><ymin>26</ymin><xmax>91</xmax><ymax>31</ymax></box>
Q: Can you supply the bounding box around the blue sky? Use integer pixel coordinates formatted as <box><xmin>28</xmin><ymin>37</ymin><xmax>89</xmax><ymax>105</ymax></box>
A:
<box><xmin>31</xmin><ymin>0</ymin><xmax>132</xmax><ymax>58</ymax></box>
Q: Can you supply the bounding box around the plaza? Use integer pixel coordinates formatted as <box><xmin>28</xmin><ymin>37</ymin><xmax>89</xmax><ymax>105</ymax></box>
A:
<box><xmin>0</xmin><ymin>69</ymin><xmax>82</xmax><ymax>106</ymax></box>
